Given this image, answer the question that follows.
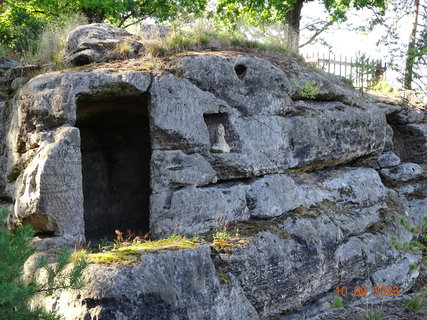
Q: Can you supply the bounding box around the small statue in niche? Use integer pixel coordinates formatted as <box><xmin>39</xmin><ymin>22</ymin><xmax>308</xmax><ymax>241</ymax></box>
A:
<box><xmin>211</xmin><ymin>123</ymin><xmax>231</xmax><ymax>153</ymax></box>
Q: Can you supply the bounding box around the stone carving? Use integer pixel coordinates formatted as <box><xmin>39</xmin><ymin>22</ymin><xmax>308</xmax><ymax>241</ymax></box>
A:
<box><xmin>211</xmin><ymin>123</ymin><xmax>231</xmax><ymax>153</ymax></box>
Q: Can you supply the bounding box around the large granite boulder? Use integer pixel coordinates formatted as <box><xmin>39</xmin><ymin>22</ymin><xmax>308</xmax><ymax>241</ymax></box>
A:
<box><xmin>65</xmin><ymin>24</ymin><xmax>143</xmax><ymax>65</ymax></box>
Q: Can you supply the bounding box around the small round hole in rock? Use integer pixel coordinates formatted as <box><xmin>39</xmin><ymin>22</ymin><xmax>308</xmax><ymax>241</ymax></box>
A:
<box><xmin>234</xmin><ymin>64</ymin><xmax>247</xmax><ymax>80</ymax></box>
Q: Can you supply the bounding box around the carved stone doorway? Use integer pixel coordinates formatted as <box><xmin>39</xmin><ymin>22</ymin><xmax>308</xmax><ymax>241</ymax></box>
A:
<box><xmin>76</xmin><ymin>91</ymin><xmax>151</xmax><ymax>240</ymax></box>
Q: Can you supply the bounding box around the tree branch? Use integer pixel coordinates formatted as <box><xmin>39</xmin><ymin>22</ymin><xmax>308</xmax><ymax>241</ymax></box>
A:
<box><xmin>122</xmin><ymin>15</ymin><xmax>152</xmax><ymax>29</ymax></box>
<box><xmin>118</xmin><ymin>12</ymin><xmax>134</xmax><ymax>27</ymax></box>
<box><xmin>299</xmin><ymin>20</ymin><xmax>333</xmax><ymax>48</ymax></box>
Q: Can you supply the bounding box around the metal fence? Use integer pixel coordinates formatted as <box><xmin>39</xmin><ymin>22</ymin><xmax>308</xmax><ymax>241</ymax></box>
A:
<box><xmin>304</xmin><ymin>52</ymin><xmax>387</xmax><ymax>89</ymax></box>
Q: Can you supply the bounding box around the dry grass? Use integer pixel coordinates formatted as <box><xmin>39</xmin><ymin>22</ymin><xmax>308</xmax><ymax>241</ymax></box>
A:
<box><xmin>23</xmin><ymin>14</ymin><xmax>88</xmax><ymax>65</ymax></box>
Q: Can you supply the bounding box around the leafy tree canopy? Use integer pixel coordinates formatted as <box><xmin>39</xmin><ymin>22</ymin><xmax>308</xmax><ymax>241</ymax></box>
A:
<box><xmin>0</xmin><ymin>0</ymin><xmax>207</xmax><ymax>51</ymax></box>
<box><xmin>216</xmin><ymin>0</ymin><xmax>386</xmax><ymax>23</ymax></box>
<box><xmin>214</xmin><ymin>0</ymin><xmax>387</xmax><ymax>37</ymax></box>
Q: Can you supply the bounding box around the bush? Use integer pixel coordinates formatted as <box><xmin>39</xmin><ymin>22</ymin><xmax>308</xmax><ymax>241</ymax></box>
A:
<box><xmin>0</xmin><ymin>207</ymin><xmax>87</xmax><ymax>320</ymax></box>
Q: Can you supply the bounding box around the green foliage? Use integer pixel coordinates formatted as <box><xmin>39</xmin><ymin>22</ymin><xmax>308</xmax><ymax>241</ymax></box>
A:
<box><xmin>215</xmin><ymin>0</ymin><xmax>386</xmax><ymax>31</ymax></box>
<box><xmin>403</xmin><ymin>295</ymin><xmax>427</xmax><ymax>310</ymax></box>
<box><xmin>352</xmin><ymin>52</ymin><xmax>378</xmax><ymax>95</ymax></box>
<box><xmin>368</xmin><ymin>79</ymin><xmax>396</xmax><ymax>94</ymax></box>
<box><xmin>391</xmin><ymin>215</ymin><xmax>427</xmax><ymax>271</ymax></box>
<box><xmin>0</xmin><ymin>207</ymin><xmax>87</xmax><ymax>320</ymax></box>
<box><xmin>409</xmin><ymin>263</ymin><xmax>418</xmax><ymax>270</ymax></box>
<box><xmin>295</xmin><ymin>80</ymin><xmax>320</xmax><ymax>99</ymax></box>
<box><xmin>0</xmin><ymin>0</ymin><xmax>207</xmax><ymax>57</ymax></box>
<box><xmin>383</xmin><ymin>217</ymin><xmax>392</xmax><ymax>225</ymax></box>
<box><xmin>340</xmin><ymin>75</ymin><xmax>354</xmax><ymax>88</ymax></box>
<box><xmin>331</xmin><ymin>295</ymin><xmax>343</xmax><ymax>308</ymax></box>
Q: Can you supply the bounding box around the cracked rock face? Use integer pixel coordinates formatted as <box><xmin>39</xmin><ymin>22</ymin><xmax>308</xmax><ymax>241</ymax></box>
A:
<box><xmin>1</xmin><ymin>32</ymin><xmax>426</xmax><ymax>319</ymax></box>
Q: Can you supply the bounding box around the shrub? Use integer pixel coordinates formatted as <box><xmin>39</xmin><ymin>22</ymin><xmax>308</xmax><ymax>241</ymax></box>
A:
<box><xmin>0</xmin><ymin>207</ymin><xmax>87</xmax><ymax>319</ymax></box>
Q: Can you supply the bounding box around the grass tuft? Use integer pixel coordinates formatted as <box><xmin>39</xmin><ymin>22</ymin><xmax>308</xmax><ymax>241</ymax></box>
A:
<box><xmin>403</xmin><ymin>295</ymin><xmax>427</xmax><ymax>310</ymax></box>
<box><xmin>362</xmin><ymin>310</ymin><xmax>382</xmax><ymax>320</ymax></box>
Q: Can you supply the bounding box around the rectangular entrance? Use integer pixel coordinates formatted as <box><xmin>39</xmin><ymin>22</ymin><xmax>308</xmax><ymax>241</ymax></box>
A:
<box><xmin>76</xmin><ymin>92</ymin><xmax>151</xmax><ymax>240</ymax></box>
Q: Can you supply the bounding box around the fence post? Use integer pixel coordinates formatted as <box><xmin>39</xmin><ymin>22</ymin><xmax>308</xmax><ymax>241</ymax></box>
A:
<box><xmin>344</xmin><ymin>55</ymin><xmax>347</xmax><ymax>79</ymax></box>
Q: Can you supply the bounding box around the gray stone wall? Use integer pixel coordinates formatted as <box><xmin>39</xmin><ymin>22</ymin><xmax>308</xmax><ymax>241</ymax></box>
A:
<box><xmin>0</xmin><ymin>24</ymin><xmax>426</xmax><ymax>319</ymax></box>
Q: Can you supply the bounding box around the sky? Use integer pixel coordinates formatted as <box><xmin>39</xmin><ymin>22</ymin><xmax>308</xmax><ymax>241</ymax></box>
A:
<box><xmin>299</xmin><ymin>0</ymin><xmax>416</xmax><ymax>89</ymax></box>
<box><xmin>300</xmin><ymin>1</ymin><xmax>412</xmax><ymax>58</ymax></box>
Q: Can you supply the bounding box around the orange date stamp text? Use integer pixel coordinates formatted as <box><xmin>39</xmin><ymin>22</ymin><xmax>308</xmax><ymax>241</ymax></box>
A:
<box><xmin>335</xmin><ymin>286</ymin><xmax>400</xmax><ymax>297</ymax></box>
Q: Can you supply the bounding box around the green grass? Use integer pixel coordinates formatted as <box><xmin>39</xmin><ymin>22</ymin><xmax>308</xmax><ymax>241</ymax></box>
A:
<box><xmin>362</xmin><ymin>310</ymin><xmax>382</xmax><ymax>320</ymax></box>
<box><xmin>86</xmin><ymin>235</ymin><xmax>199</xmax><ymax>265</ymax></box>
<box><xmin>403</xmin><ymin>295</ymin><xmax>427</xmax><ymax>310</ymax></box>
<box><xmin>409</xmin><ymin>263</ymin><xmax>418</xmax><ymax>270</ymax></box>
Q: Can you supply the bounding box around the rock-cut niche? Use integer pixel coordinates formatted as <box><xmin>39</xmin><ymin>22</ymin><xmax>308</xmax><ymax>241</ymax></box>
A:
<box><xmin>76</xmin><ymin>89</ymin><xmax>151</xmax><ymax>240</ymax></box>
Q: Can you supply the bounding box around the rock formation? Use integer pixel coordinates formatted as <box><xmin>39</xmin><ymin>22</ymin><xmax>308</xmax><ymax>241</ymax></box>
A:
<box><xmin>0</xmin><ymin>24</ymin><xmax>426</xmax><ymax>319</ymax></box>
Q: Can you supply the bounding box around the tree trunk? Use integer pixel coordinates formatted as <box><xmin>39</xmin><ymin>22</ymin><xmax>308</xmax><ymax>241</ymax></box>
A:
<box><xmin>285</xmin><ymin>0</ymin><xmax>305</xmax><ymax>52</ymax></box>
<box><xmin>404</xmin><ymin>0</ymin><xmax>420</xmax><ymax>89</ymax></box>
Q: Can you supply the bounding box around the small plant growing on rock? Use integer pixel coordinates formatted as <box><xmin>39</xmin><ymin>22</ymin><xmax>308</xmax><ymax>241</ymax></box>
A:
<box><xmin>295</xmin><ymin>80</ymin><xmax>320</xmax><ymax>99</ymax></box>
<box><xmin>409</xmin><ymin>262</ymin><xmax>418</xmax><ymax>270</ymax></box>
<box><xmin>213</xmin><ymin>231</ymin><xmax>230</xmax><ymax>240</ymax></box>
<box><xmin>331</xmin><ymin>296</ymin><xmax>343</xmax><ymax>308</ymax></box>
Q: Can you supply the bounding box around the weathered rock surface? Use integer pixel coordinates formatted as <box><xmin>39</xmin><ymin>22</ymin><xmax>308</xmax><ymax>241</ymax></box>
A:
<box><xmin>392</xmin><ymin>123</ymin><xmax>427</xmax><ymax>163</ymax></box>
<box><xmin>151</xmin><ymin>167</ymin><xmax>389</xmax><ymax>237</ymax></box>
<box><xmin>0</xmin><ymin>25</ymin><xmax>426</xmax><ymax>320</ymax></box>
<box><xmin>215</xmin><ymin>196</ymin><xmax>419</xmax><ymax>319</ymax></box>
<box><xmin>379</xmin><ymin>162</ymin><xmax>423</xmax><ymax>185</ymax></box>
<box><xmin>13</xmin><ymin>126</ymin><xmax>83</xmax><ymax>237</ymax></box>
<box><xmin>180</xmin><ymin>55</ymin><xmax>295</xmax><ymax>116</ymax></box>
<box><xmin>377</xmin><ymin>151</ymin><xmax>401</xmax><ymax>168</ymax></box>
<box><xmin>65</xmin><ymin>23</ymin><xmax>143</xmax><ymax>65</ymax></box>
<box><xmin>35</xmin><ymin>246</ymin><xmax>258</xmax><ymax>320</ymax></box>
<box><xmin>151</xmin><ymin>184</ymin><xmax>249</xmax><ymax>236</ymax></box>
<box><xmin>150</xmin><ymin>73</ymin><xmax>231</xmax><ymax>153</ymax></box>
<box><xmin>150</xmin><ymin>150</ymin><xmax>217</xmax><ymax>191</ymax></box>
<box><xmin>0</xmin><ymin>58</ymin><xmax>21</xmax><ymax>75</ymax></box>
<box><xmin>281</xmin><ymin>292</ymin><xmax>427</xmax><ymax>320</ymax></box>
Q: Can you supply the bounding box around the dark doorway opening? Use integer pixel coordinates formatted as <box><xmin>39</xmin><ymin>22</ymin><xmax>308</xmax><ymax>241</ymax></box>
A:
<box><xmin>76</xmin><ymin>91</ymin><xmax>151</xmax><ymax>241</ymax></box>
